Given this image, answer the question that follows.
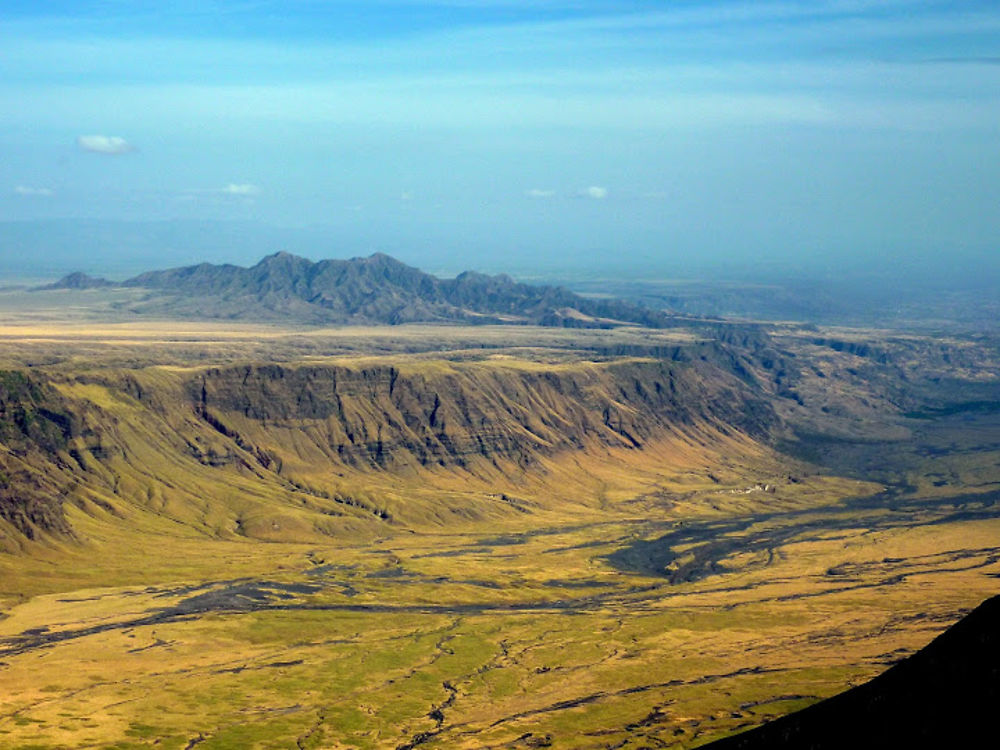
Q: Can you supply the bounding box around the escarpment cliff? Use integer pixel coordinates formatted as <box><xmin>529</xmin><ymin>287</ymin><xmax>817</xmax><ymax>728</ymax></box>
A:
<box><xmin>0</xmin><ymin>355</ymin><xmax>780</xmax><ymax>547</ymax></box>
<box><xmin>188</xmin><ymin>359</ymin><xmax>777</xmax><ymax>473</ymax></box>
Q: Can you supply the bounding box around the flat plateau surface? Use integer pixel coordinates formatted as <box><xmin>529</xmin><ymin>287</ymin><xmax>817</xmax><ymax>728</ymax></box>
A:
<box><xmin>0</xmin><ymin>319</ymin><xmax>998</xmax><ymax>749</ymax></box>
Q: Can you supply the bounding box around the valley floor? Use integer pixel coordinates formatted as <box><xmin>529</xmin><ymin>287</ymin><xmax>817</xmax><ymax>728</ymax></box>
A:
<box><xmin>2</xmin><ymin>415</ymin><xmax>999</xmax><ymax>748</ymax></box>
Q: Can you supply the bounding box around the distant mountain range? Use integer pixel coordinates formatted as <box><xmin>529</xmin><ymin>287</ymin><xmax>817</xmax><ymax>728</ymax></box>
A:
<box><xmin>42</xmin><ymin>252</ymin><xmax>677</xmax><ymax>328</ymax></box>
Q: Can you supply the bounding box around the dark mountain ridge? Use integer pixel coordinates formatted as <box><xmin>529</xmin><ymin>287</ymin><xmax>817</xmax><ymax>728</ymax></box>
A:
<box><xmin>46</xmin><ymin>252</ymin><xmax>678</xmax><ymax>328</ymax></box>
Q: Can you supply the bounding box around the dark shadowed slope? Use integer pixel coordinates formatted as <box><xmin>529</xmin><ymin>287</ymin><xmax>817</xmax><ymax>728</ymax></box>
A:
<box><xmin>0</xmin><ymin>371</ymin><xmax>76</xmax><ymax>540</ymax></box>
<box><xmin>44</xmin><ymin>252</ymin><xmax>678</xmax><ymax>327</ymax></box>
<box><xmin>700</xmin><ymin>594</ymin><xmax>1000</xmax><ymax>749</ymax></box>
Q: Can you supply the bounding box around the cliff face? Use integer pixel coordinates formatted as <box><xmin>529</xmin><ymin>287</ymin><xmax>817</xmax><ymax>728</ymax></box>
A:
<box><xmin>190</xmin><ymin>360</ymin><xmax>776</xmax><ymax>473</ymax></box>
<box><xmin>0</xmin><ymin>356</ymin><xmax>778</xmax><ymax>547</ymax></box>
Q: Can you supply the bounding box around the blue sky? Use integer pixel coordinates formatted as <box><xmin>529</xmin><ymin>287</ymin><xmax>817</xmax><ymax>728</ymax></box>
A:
<box><xmin>2</xmin><ymin>1</ymin><xmax>999</xmax><ymax>277</ymax></box>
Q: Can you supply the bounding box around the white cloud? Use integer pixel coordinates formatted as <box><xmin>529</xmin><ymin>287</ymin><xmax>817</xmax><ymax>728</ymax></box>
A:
<box><xmin>14</xmin><ymin>185</ymin><xmax>54</xmax><ymax>196</ymax></box>
<box><xmin>178</xmin><ymin>183</ymin><xmax>262</xmax><ymax>200</ymax></box>
<box><xmin>582</xmin><ymin>186</ymin><xmax>608</xmax><ymax>199</ymax></box>
<box><xmin>221</xmin><ymin>183</ymin><xmax>261</xmax><ymax>195</ymax></box>
<box><xmin>77</xmin><ymin>134</ymin><xmax>135</xmax><ymax>154</ymax></box>
<box><xmin>526</xmin><ymin>188</ymin><xmax>555</xmax><ymax>198</ymax></box>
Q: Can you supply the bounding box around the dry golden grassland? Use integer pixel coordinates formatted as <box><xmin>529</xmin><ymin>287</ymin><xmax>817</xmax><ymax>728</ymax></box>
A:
<box><xmin>0</xmin><ymin>315</ymin><xmax>998</xmax><ymax>749</ymax></box>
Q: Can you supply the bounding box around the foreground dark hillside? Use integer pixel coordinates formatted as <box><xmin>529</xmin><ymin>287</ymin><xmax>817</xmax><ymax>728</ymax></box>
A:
<box><xmin>701</xmin><ymin>594</ymin><xmax>1000</xmax><ymax>749</ymax></box>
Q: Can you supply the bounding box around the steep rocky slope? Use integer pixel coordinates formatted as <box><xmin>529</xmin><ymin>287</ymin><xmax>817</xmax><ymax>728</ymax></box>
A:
<box><xmin>189</xmin><ymin>359</ymin><xmax>775</xmax><ymax>471</ymax></box>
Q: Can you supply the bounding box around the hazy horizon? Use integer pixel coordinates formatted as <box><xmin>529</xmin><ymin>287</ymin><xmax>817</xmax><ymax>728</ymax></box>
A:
<box><xmin>3</xmin><ymin>2</ymin><xmax>999</xmax><ymax>290</ymax></box>
<box><xmin>1</xmin><ymin>217</ymin><xmax>997</xmax><ymax>294</ymax></box>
